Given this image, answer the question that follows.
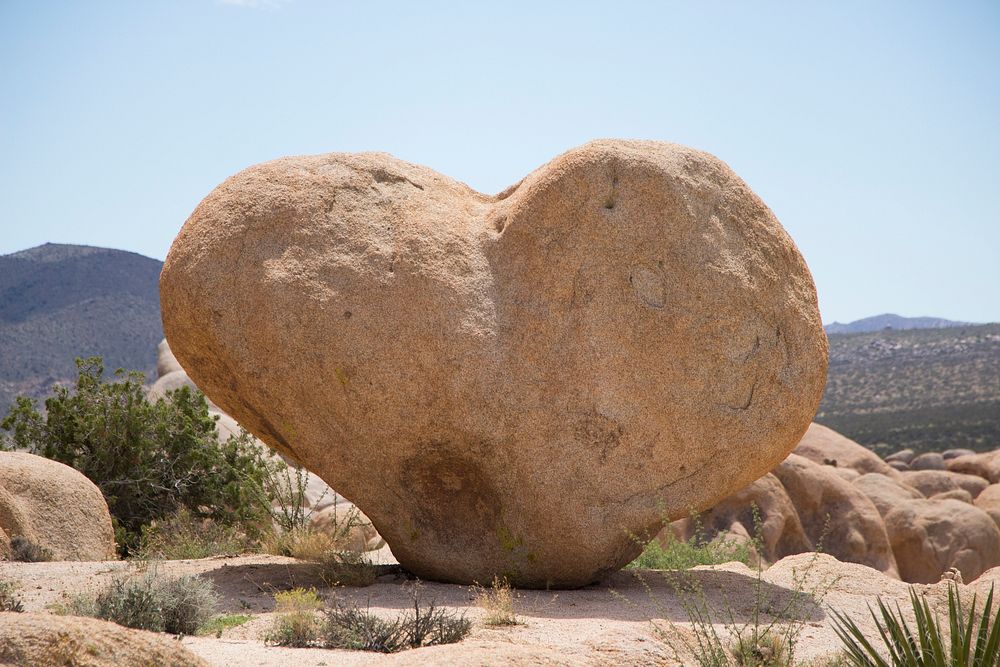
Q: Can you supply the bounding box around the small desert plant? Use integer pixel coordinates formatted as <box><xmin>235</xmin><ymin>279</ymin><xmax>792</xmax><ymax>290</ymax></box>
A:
<box><xmin>264</xmin><ymin>526</ymin><xmax>336</xmax><ymax>560</ymax></box>
<box><xmin>72</xmin><ymin>568</ymin><xmax>219</xmax><ymax>635</ymax></box>
<box><xmin>830</xmin><ymin>582</ymin><xmax>1000</xmax><ymax>667</ymax></box>
<box><xmin>136</xmin><ymin>508</ymin><xmax>255</xmax><ymax>560</ymax></box>
<box><xmin>314</xmin><ymin>549</ymin><xmax>379</xmax><ymax>588</ymax></box>
<box><xmin>8</xmin><ymin>536</ymin><xmax>53</xmax><ymax>562</ymax></box>
<box><xmin>199</xmin><ymin>613</ymin><xmax>252</xmax><ymax>637</ymax></box>
<box><xmin>159</xmin><ymin>575</ymin><xmax>220</xmax><ymax>635</ymax></box>
<box><xmin>629</xmin><ymin>529</ymin><xmax>753</xmax><ymax>571</ymax></box>
<box><xmin>322</xmin><ymin>584</ymin><xmax>471</xmax><ymax>652</ymax></box>
<box><xmin>625</xmin><ymin>505</ymin><xmax>835</xmax><ymax>667</ymax></box>
<box><xmin>263</xmin><ymin>587</ymin><xmax>324</xmax><ymax>647</ymax></box>
<box><xmin>473</xmin><ymin>575</ymin><xmax>519</xmax><ymax>626</ymax></box>
<box><xmin>0</xmin><ymin>580</ymin><xmax>24</xmax><ymax>612</ymax></box>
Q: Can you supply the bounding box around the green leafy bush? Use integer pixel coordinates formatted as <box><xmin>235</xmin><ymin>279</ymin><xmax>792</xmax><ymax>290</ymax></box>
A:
<box><xmin>830</xmin><ymin>582</ymin><xmax>999</xmax><ymax>667</ymax></box>
<box><xmin>263</xmin><ymin>588</ymin><xmax>324</xmax><ymax>647</ymax></box>
<box><xmin>0</xmin><ymin>357</ymin><xmax>276</xmax><ymax>554</ymax></box>
<box><xmin>629</xmin><ymin>531</ymin><xmax>754</xmax><ymax>571</ymax></box>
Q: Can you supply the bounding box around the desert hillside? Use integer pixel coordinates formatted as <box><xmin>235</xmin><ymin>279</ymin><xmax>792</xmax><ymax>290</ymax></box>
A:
<box><xmin>817</xmin><ymin>323</ymin><xmax>1000</xmax><ymax>455</ymax></box>
<box><xmin>0</xmin><ymin>243</ymin><xmax>163</xmax><ymax>413</ymax></box>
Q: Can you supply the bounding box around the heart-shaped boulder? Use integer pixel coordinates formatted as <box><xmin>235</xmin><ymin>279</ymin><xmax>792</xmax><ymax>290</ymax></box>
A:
<box><xmin>161</xmin><ymin>140</ymin><xmax>827</xmax><ymax>587</ymax></box>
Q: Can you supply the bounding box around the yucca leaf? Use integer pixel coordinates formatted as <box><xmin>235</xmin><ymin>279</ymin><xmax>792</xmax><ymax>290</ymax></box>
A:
<box><xmin>830</xmin><ymin>606</ymin><xmax>890</xmax><ymax>667</ymax></box>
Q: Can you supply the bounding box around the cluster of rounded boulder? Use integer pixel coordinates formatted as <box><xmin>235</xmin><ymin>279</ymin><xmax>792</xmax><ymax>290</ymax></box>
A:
<box><xmin>668</xmin><ymin>422</ymin><xmax>1000</xmax><ymax>586</ymax></box>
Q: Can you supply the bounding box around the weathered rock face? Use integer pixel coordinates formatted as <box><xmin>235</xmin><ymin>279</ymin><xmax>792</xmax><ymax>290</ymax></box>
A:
<box><xmin>0</xmin><ymin>452</ymin><xmax>115</xmax><ymax>560</ymax></box>
<box><xmin>160</xmin><ymin>140</ymin><xmax>828</xmax><ymax>587</ymax></box>
<box><xmin>884</xmin><ymin>499</ymin><xmax>1000</xmax><ymax>584</ymax></box>
<box><xmin>773</xmin><ymin>454</ymin><xmax>898</xmax><ymax>577</ymax></box>
<box><xmin>852</xmin><ymin>473</ymin><xmax>924</xmax><ymax>518</ymax></box>
<box><xmin>900</xmin><ymin>470</ymin><xmax>988</xmax><ymax>499</ymax></box>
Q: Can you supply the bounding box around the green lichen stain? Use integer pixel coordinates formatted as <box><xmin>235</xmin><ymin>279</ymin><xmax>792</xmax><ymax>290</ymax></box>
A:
<box><xmin>334</xmin><ymin>367</ymin><xmax>350</xmax><ymax>388</ymax></box>
<box><xmin>526</xmin><ymin>552</ymin><xmax>537</xmax><ymax>563</ymax></box>
<box><xmin>496</xmin><ymin>525</ymin><xmax>523</xmax><ymax>552</ymax></box>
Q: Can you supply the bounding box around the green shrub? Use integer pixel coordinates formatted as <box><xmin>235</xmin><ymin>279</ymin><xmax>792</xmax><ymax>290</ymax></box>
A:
<box><xmin>0</xmin><ymin>357</ymin><xmax>277</xmax><ymax>554</ymax></box>
<box><xmin>263</xmin><ymin>588</ymin><xmax>324</xmax><ymax>647</ymax></box>
<box><xmin>0</xmin><ymin>580</ymin><xmax>24</xmax><ymax>612</ymax></box>
<box><xmin>830</xmin><ymin>582</ymin><xmax>999</xmax><ymax>667</ymax></box>
<box><xmin>199</xmin><ymin>613</ymin><xmax>252</xmax><ymax>637</ymax></box>
<box><xmin>8</xmin><ymin>536</ymin><xmax>53</xmax><ymax>563</ymax></box>
<box><xmin>72</xmin><ymin>568</ymin><xmax>219</xmax><ymax>635</ymax></box>
<box><xmin>629</xmin><ymin>530</ymin><xmax>753</xmax><ymax>570</ymax></box>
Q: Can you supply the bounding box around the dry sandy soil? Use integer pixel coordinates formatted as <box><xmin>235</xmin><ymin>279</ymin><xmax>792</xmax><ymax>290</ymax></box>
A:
<box><xmin>3</xmin><ymin>550</ymin><xmax>999</xmax><ymax>666</ymax></box>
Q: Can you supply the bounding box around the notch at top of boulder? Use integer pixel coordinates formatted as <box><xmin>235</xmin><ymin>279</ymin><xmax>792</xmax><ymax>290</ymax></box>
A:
<box><xmin>160</xmin><ymin>140</ymin><xmax>828</xmax><ymax>587</ymax></box>
<box><xmin>794</xmin><ymin>423</ymin><xmax>900</xmax><ymax>478</ymax></box>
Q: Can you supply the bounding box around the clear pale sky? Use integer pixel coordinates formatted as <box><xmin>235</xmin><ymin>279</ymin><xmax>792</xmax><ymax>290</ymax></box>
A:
<box><xmin>1</xmin><ymin>1</ymin><xmax>998</xmax><ymax>324</ymax></box>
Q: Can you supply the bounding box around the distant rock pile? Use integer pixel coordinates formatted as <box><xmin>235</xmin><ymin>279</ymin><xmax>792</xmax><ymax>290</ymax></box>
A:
<box><xmin>160</xmin><ymin>140</ymin><xmax>828</xmax><ymax>587</ymax></box>
<box><xmin>150</xmin><ymin>339</ymin><xmax>383</xmax><ymax>552</ymax></box>
<box><xmin>679</xmin><ymin>423</ymin><xmax>1000</xmax><ymax>584</ymax></box>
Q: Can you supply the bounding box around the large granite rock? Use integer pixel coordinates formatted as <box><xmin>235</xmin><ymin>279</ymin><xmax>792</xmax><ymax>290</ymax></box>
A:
<box><xmin>160</xmin><ymin>140</ymin><xmax>828</xmax><ymax>587</ymax></box>
<box><xmin>794</xmin><ymin>422</ymin><xmax>900</xmax><ymax>478</ymax></box>
<box><xmin>0</xmin><ymin>451</ymin><xmax>116</xmax><ymax>560</ymax></box>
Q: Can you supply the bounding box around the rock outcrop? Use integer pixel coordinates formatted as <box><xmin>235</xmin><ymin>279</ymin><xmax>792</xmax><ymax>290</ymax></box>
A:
<box><xmin>852</xmin><ymin>473</ymin><xmax>924</xmax><ymax>518</ymax></box>
<box><xmin>0</xmin><ymin>451</ymin><xmax>115</xmax><ymax>560</ymax></box>
<box><xmin>794</xmin><ymin>423</ymin><xmax>900</xmax><ymax>478</ymax></box>
<box><xmin>160</xmin><ymin>140</ymin><xmax>828</xmax><ymax>587</ymax></box>
<box><xmin>0</xmin><ymin>613</ymin><xmax>208</xmax><ymax>666</ymax></box>
<box><xmin>884</xmin><ymin>498</ymin><xmax>1000</xmax><ymax>584</ymax></box>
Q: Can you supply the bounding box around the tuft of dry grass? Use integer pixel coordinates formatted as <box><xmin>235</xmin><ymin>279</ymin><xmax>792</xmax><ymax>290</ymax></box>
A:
<box><xmin>473</xmin><ymin>575</ymin><xmax>519</xmax><ymax>626</ymax></box>
<box><xmin>263</xmin><ymin>588</ymin><xmax>324</xmax><ymax>647</ymax></box>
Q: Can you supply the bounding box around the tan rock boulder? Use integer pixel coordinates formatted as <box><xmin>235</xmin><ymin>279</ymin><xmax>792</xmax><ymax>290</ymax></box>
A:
<box><xmin>772</xmin><ymin>454</ymin><xmax>897</xmax><ymax>577</ymax></box>
<box><xmin>943</xmin><ymin>448</ymin><xmax>976</xmax><ymax>461</ymax></box>
<box><xmin>901</xmin><ymin>470</ymin><xmax>989</xmax><ymax>499</ymax></box>
<box><xmin>0</xmin><ymin>451</ymin><xmax>115</xmax><ymax>560</ymax></box>
<box><xmin>885</xmin><ymin>449</ymin><xmax>915</xmax><ymax>465</ymax></box>
<box><xmin>852</xmin><ymin>473</ymin><xmax>924</xmax><ymax>518</ymax></box>
<box><xmin>793</xmin><ymin>423</ymin><xmax>899</xmax><ymax>478</ymax></box>
<box><xmin>910</xmin><ymin>452</ymin><xmax>946</xmax><ymax>471</ymax></box>
<box><xmin>671</xmin><ymin>473</ymin><xmax>810</xmax><ymax>563</ymax></box>
<box><xmin>931</xmin><ymin>489</ymin><xmax>973</xmax><ymax>503</ymax></box>
<box><xmin>309</xmin><ymin>504</ymin><xmax>385</xmax><ymax>552</ymax></box>
<box><xmin>156</xmin><ymin>337</ymin><xmax>182</xmax><ymax>378</ymax></box>
<box><xmin>974</xmin><ymin>484</ymin><xmax>1000</xmax><ymax>531</ymax></box>
<box><xmin>884</xmin><ymin>499</ymin><xmax>1000</xmax><ymax>584</ymax></box>
<box><xmin>0</xmin><ymin>613</ymin><xmax>208</xmax><ymax>666</ymax></box>
<box><xmin>948</xmin><ymin>451</ymin><xmax>1000</xmax><ymax>484</ymax></box>
<box><xmin>160</xmin><ymin>140</ymin><xmax>828</xmax><ymax>587</ymax></box>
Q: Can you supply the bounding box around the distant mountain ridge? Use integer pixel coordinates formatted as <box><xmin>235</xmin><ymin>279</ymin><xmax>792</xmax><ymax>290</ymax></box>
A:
<box><xmin>825</xmin><ymin>313</ymin><xmax>972</xmax><ymax>335</ymax></box>
<box><xmin>0</xmin><ymin>243</ymin><xmax>163</xmax><ymax>415</ymax></box>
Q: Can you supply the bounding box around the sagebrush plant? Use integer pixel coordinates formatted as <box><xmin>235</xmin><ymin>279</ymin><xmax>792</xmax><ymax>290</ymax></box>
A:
<box><xmin>263</xmin><ymin>588</ymin><xmax>324</xmax><ymax>647</ymax></box>
<box><xmin>830</xmin><ymin>582</ymin><xmax>1000</xmax><ymax>667</ymax></box>
<box><xmin>0</xmin><ymin>357</ymin><xmax>279</xmax><ymax>554</ymax></box>
<box><xmin>473</xmin><ymin>575</ymin><xmax>519</xmax><ymax>626</ymax></box>
<box><xmin>70</xmin><ymin>567</ymin><xmax>219</xmax><ymax>635</ymax></box>
<box><xmin>8</xmin><ymin>536</ymin><xmax>53</xmax><ymax>563</ymax></box>
<box><xmin>322</xmin><ymin>583</ymin><xmax>471</xmax><ymax>653</ymax></box>
<box><xmin>0</xmin><ymin>580</ymin><xmax>24</xmax><ymax>612</ymax></box>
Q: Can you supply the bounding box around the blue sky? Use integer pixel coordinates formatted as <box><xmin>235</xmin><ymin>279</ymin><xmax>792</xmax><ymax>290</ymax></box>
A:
<box><xmin>1</xmin><ymin>1</ymin><xmax>997</xmax><ymax>324</ymax></box>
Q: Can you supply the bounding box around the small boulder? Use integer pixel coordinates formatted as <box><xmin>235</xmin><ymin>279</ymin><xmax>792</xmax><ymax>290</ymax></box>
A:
<box><xmin>930</xmin><ymin>489</ymin><xmax>973</xmax><ymax>503</ymax></box>
<box><xmin>884</xmin><ymin>499</ymin><xmax>1000</xmax><ymax>584</ymax></box>
<box><xmin>910</xmin><ymin>452</ymin><xmax>946</xmax><ymax>471</ymax></box>
<box><xmin>794</xmin><ymin>423</ymin><xmax>900</xmax><ymax>478</ymax></box>
<box><xmin>943</xmin><ymin>448</ymin><xmax>976</xmax><ymax>461</ymax></box>
<box><xmin>887</xmin><ymin>460</ymin><xmax>911</xmax><ymax>472</ymax></box>
<box><xmin>773</xmin><ymin>454</ymin><xmax>898</xmax><ymax>577</ymax></box>
<box><xmin>0</xmin><ymin>451</ymin><xmax>115</xmax><ymax>560</ymax></box>
<box><xmin>901</xmin><ymin>470</ymin><xmax>989</xmax><ymax>499</ymax></box>
<box><xmin>309</xmin><ymin>504</ymin><xmax>385</xmax><ymax>552</ymax></box>
<box><xmin>0</xmin><ymin>613</ymin><xmax>208</xmax><ymax>666</ymax></box>
<box><xmin>885</xmin><ymin>449</ymin><xmax>915</xmax><ymax>464</ymax></box>
<box><xmin>853</xmin><ymin>473</ymin><xmax>924</xmax><ymax>518</ymax></box>
<box><xmin>974</xmin><ymin>484</ymin><xmax>1000</xmax><ymax>532</ymax></box>
<box><xmin>948</xmin><ymin>451</ymin><xmax>1000</xmax><ymax>484</ymax></box>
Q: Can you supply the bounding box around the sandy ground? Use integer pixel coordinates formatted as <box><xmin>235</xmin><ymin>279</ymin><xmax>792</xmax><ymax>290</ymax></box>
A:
<box><xmin>3</xmin><ymin>551</ymin><xmax>998</xmax><ymax>666</ymax></box>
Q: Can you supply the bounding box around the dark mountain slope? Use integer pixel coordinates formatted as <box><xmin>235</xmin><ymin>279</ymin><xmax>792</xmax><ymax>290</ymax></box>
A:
<box><xmin>0</xmin><ymin>243</ymin><xmax>163</xmax><ymax>414</ymax></box>
<box><xmin>824</xmin><ymin>313</ymin><xmax>970</xmax><ymax>334</ymax></box>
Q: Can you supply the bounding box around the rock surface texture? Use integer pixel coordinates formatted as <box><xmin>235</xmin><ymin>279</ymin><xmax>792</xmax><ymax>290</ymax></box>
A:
<box><xmin>0</xmin><ymin>451</ymin><xmax>115</xmax><ymax>560</ymax></box>
<box><xmin>160</xmin><ymin>140</ymin><xmax>828</xmax><ymax>587</ymax></box>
